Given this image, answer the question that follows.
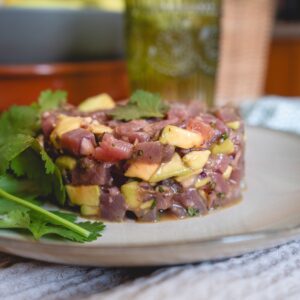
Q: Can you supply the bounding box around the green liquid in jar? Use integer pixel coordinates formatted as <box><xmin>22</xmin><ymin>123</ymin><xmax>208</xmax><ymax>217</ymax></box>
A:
<box><xmin>126</xmin><ymin>0</ymin><xmax>221</xmax><ymax>106</ymax></box>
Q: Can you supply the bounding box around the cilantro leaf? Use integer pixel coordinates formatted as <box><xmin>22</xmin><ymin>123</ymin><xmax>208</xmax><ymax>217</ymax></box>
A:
<box><xmin>0</xmin><ymin>210</ymin><xmax>30</xmax><ymax>229</ymax></box>
<box><xmin>0</xmin><ymin>102</ymin><xmax>39</xmax><ymax>174</ymax></box>
<box><xmin>187</xmin><ymin>207</ymin><xmax>200</xmax><ymax>217</ymax></box>
<box><xmin>0</xmin><ymin>106</ymin><xmax>39</xmax><ymax>141</ymax></box>
<box><xmin>0</xmin><ymin>135</ymin><xmax>34</xmax><ymax>174</ymax></box>
<box><xmin>110</xmin><ymin>90</ymin><xmax>169</xmax><ymax>121</ymax></box>
<box><xmin>0</xmin><ymin>175</ymin><xmax>44</xmax><ymax>198</ymax></box>
<box><xmin>51</xmin><ymin>167</ymin><xmax>66</xmax><ymax>205</ymax></box>
<box><xmin>0</xmin><ymin>205</ymin><xmax>104</xmax><ymax>242</ymax></box>
<box><xmin>10</xmin><ymin>145</ymin><xmax>66</xmax><ymax>205</ymax></box>
<box><xmin>38</xmin><ymin>90</ymin><xmax>67</xmax><ymax>112</ymax></box>
<box><xmin>10</xmin><ymin>148</ymin><xmax>53</xmax><ymax>196</ymax></box>
<box><xmin>0</xmin><ymin>134</ymin><xmax>65</xmax><ymax>205</ymax></box>
<box><xmin>27</xmin><ymin>210</ymin><xmax>97</xmax><ymax>242</ymax></box>
<box><xmin>28</xmin><ymin>219</ymin><xmax>104</xmax><ymax>242</ymax></box>
<box><xmin>77</xmin><ymin>221</ymin><xmax>106</xmax><ymax>241</ymax></box>
<box><xmin>130</xmin><ymin>90</ymin><xmax>168</xmax><ymax>116</ymax></box>
<box><xmin>0</xmin><ymin>189</ymin><xmax>105</xmax><ymax>242</ymax></box>
<box><xmin>0</xmin><ymin>198</ymin><xmax>29</xmax><ymax>214</ymax></box>
<box><xmin>110</xmin><ymin>105</ymin><xmax>146</xmax><ymax>121</ymax></box>
<box><xmin>40</xmin><ymin>147</ymin><xmax>56</xmax><ymax>174</ymax></box>
<box><xmin>31</xmin><ymin>141</ymin><xmax>66</xmax><ymax>205</ymax></box>
<box><xmin>0</xmin><ymin>90</ymin><xmax>67</xmax><ymax>173</ymax></box>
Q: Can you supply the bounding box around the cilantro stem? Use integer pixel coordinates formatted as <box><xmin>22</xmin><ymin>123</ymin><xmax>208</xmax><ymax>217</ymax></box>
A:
<box><xmin>0</xmin><ymin>188</ymin><xmax>90</xmax><ymax>238</ymax></box>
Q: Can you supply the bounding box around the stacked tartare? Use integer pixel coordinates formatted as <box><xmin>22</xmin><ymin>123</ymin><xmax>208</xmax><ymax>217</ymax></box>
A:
<box><xmin>42</xmin><ymin>92</ymin><xmax>245</xmax><ymax>222</ymax></box>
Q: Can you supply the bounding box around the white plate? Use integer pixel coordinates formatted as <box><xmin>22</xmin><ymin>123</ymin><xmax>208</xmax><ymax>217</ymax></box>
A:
<box><xmin>0</xmin><ymin>127</ymin><xmax>299</xmax><ymax>266</ymax></box>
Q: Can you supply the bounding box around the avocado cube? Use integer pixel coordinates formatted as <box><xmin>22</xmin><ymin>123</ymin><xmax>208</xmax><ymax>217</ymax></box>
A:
<box><xmin>198</xmin><ymin>190</ymin><xmax>208</xmax><ymax>201</ymax></box>
<box><xmin>159</xmin><ymin>125</ymin><xmax>203</xmax><ymax>149</ymax></box>
<box><xmin>211</xmin><ymin>139</ymin><xmax>235</xmax><ymax>155</ymax></box>
<box><xmin>182</xmin><ymin>150</ymin><xmax>211</xmax><ymax>170</ymax></box>
<box><xmin>66</xmin><ymin>185</ymin><xmax>100</xmax><ymax>206</ymax></box>
<box><xmin>175</xmin><ymin>169</ymin><xmax>202</xmax><ymax>183</ymax></box>
<box><xmin>226</xmin><ymin>121</ymin><xmax>240</xmax><ymax>130</ymax></box>
<box><xmin>140</xmin><ymin>199</ymin><xmax>155</xmax><ymax>210</ymax></box>
<box><xmin>125</xmin><ymin>161</ymin><xmax>160</xmax><ymax>181</ymax></box>
<box><xmin>222</xmin><ymin>165</ymin><xmax>233</xmax><ymax>180</ymax></box>
<box><xmin>80</xmin><ymin>205</ymin><xmax>100</xmax><ymax>216</ymax></box>
<box><xmin>175</xmin><ymin>174</ymin><xmax>197</xmax><ymax>188</ymax></box>
<box><xmin>121</xmin><ymin>181</ymin><xmax>141</xmax><ymax>210</ymax></box>
<box><xmin>50</xmin><ymin>115</ymin><xmax>83</xmax><ymax>148</ymax></box>
<box><xmin>51</xmin><ymin>115</ymin><xmax>82</xmax><ymax>139</ymax></box>
<box><xmin>149</xmin><ymin>153</ymin><xmax>190</xmax><ymax>183</ymax></box>
<box><xmin>195</xmin><ymin>177</ymin><xmax>211</xmax><ymax>188</ymax></box>
<box><xmin>55</xmin><ymin>156</ymin><xmax>77</xmax><ymax>171</ymax></box>
<box><xmin>78</xmin><ymin>94</ymin><xmax>116</xmax><ymax>112</ymax></box>
<box><xmin>89</xmin><ymin>122</ymin><xmax>113</xmax><ymax>135</ymax></box>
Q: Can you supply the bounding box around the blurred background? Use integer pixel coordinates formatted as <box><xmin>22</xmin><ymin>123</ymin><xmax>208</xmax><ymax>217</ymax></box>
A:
<box><xmin>0</xmin><ymin>0</ymin><xmax>299</xmax><ymax>109</ymax></box>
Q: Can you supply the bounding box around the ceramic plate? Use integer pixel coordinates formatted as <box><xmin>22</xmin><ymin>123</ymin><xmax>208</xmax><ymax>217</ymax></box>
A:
<box><xmin>0</xmin><ymin>127</ymin><xmax>299</xmax><ymax>266</ymax></box>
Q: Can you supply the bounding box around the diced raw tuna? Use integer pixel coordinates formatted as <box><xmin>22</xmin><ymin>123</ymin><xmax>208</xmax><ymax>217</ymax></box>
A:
<box><xmin>167</xmin><ymin>101</ymin><xmax>205</xmax><ymax>121</ymax></box>
<box><xmin>133</xmin><ymin>141</ymin><xmax>164</xmax><ymax>164</ymax></box>
<box><xmin>61</xmin><ymin>128</ymin><xmax>96</xmax><ymax>156</ymax></box>
<box><xmin>205</xmin><ymin>154</ymin><xmax>230</xmax><ymax>174</ymax></box>
<box><xmin>114</xmin><ymin>120</ymin><xmax>150</xmax><ymax>143</ymax></box>
<box><xmin>212</xmin><ymin>173</ymin><xmax>230</xmax><ymax>195</ymax></box>
<box><xmin>215</xmin><ymin>106</ymin><xmax>240</xmax><ymax>123</ymax></box>
<box><xmin>187</xmin><ymin>117</ymin><xmax>215</xmax><ymax>143</ymax></box>
<box><xmin>100</xmin><ymin>187</ymin><xmax>127</xmax><ymax>221</ymax></box>
<box><xmin>71</xmin><ymin>158</ymin><xmax>112</xmax><ymax>186</ymax></box>
<box><xmin>139</xmin><ymin>208</ymin><xmax>158</xmax><ymax>222</ymax></box>
<box><xmin>230</xmin><ymin>168</ymin><xmax>244</xmax><ymax>184</ymax></box>
<box><xmin>161</xmin><ymin>145</ymin><xmax>175</xmax><ymax>163</ymax></box>
<box><xmin>41</xmin><ymin>113</ymin><xmax>57</xmax><ymax>137</ymax></box>
<box><xmin>175</xmin><ymin>188</ymin><xmax>208</xmax><ymax>213</ymax></box>
<box><xmin>169</xmin><ymin>203</ymin><xmax>187</xmax><ymax>218</ymax></box>
<box><xmin>199</xmin><ymin>114</ymin><xmax>229</xmax><ymax>137</ymax></box>
<box><xmin>156</xmin><ymin>193</ymin><xmax>173</xmax><ymax>210</ymax></box>
<box><xmin>144</xmin><ymin>119</ymin><xmax>178</xmax><ymax>137</ymax></box>
<box><xmin>94</xmin><ymin>134</ymin><xmax>133</xmax><ymax>162</ymax></box>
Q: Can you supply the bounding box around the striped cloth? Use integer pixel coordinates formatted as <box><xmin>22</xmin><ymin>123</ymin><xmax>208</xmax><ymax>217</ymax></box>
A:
<box><xmin>1</xmin><ymin>242</ymin><xmax>300</xmax><ymax>300</ymax></box>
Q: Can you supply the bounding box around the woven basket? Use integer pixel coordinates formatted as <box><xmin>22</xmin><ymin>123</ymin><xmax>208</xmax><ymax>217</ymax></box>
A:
<box><xmin>216</xmin><ymin>0</ymin><xmax>275</xmax><ymax>105</ymax></box>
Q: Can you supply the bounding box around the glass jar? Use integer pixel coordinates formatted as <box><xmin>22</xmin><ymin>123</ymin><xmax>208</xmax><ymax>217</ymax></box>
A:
<box><xmin>125</xmin><ymin>0</ymin><xmax>221</xmax><ymax>105</ymax></box>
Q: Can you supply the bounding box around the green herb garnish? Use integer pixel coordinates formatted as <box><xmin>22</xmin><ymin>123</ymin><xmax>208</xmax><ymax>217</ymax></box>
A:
<box><xmin>0</xmin><ymin>90</ymin><xmax>105</xmax><ymax>242</ymax></box>
<box><xmin>220</xmin><ymin>132</ymin><xmax>229</xmax><ymax>141</ymax></box>
<box><xmin>0</xmin><ymin>90</ymin><xmax>67</xmax><ymax>204</ymax></box>
<box><xmin>187</xmin><ymin>207</ymin><xmax>200</xmax><ymax>217</ymax></box>
<box><xmin>0</xmin><ymin>188</ymin><xmax>104</xmax><ymax>242</ymax></box>
<box><xmin>158</xmin><ymin>186</ymin><xmax>165</xmax><ymax>193</ymax></box>
<box><xmin>217</xmin><ymin>192</ymin><xmax>226</xmax><ymax>199</ymax></box>
<box><xmin>36</xmin><ymin>90</ymin><xmax>67</xmax><ymax>112</ymax></box>
<box><xmin>150</xmin><ymin>199</ymin><xmax>157</xmax><ymax>209</ymax></box>
<box><xmin>110</xmin><ymin>90</ymin><xmax>169</xmax><ymax>121</ymax></box>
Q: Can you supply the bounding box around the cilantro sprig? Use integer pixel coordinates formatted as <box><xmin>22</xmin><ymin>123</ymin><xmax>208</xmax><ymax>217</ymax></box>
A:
<box><xmin>0</xmin><ymin>188</ymin><xmax>104</xmax><ymax>242</ymax></box>
<box><xmin>0</xmin><ymin>90</ymin><xmax>105</xmax><ymax>242</ymax></box>
<box><xmin>110</xmin><ymin>90</ymin><xmax>169</xmax><ymax>121</ymax></box>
